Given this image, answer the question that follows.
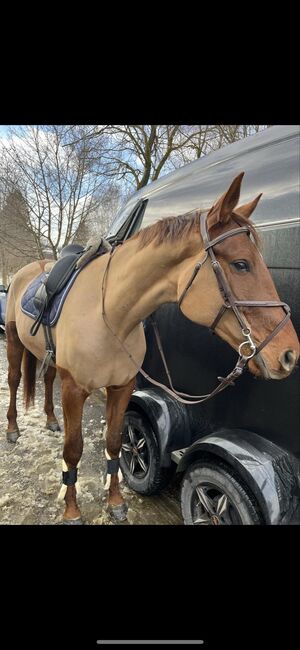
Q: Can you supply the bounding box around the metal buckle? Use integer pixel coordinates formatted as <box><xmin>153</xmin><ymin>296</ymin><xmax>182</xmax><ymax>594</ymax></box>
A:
<box><xmin>238</xmin><ymin>329</ymin><xmax>256</xmax><ymax>359</ymax></box>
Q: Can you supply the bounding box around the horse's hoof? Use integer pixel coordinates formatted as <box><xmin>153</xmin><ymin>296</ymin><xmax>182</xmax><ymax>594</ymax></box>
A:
<box><xmin>62</xmin><ymin>518</ymin><xmax>84</xmax><ymax>525</ymax></box>
<box><xmin>47</xmin><ymin>421</ymin><xmax>61</xmax><ymax>432</ymax></box>
<box><xmin>6</xmin><ymin>429</ymin><xmax>20</xmax><ymax>443</ymax></box>
<box><xmin>108</xmin><ymin>502</ymin><xmax>128</xmax><ymax>522</ymax></box>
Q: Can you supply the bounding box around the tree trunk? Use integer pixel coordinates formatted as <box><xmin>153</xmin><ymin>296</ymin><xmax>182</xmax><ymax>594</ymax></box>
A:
<box><xmin>0</xmin><ymin>247</ymin><xmax>8</xmax><ymax>285</ymax></box>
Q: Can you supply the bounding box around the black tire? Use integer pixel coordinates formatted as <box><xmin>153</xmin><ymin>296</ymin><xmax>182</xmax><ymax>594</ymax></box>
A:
<box><xmin>120</xmin><ymin>411</ymin><xmax>173</xmax><ymax>495</ymax></box>
<box><xmin>181</xmin><ymin>460</ymin><xmax>263</xmax><ymax>525</ymax></box>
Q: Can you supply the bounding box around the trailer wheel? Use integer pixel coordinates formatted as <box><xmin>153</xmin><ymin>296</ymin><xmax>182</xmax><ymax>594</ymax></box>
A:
<box><xmin>181</xmin><ymin>461</ymin><xmax>262</xmax><ymax>525</ymax></box>
<box><xmin>120</xmin><ymin>411</ymin><xmax>173</xmax><ymax>495</ymax></box>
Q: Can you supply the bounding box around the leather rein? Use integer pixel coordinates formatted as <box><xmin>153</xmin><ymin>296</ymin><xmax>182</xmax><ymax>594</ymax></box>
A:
<box><xmin>101</xmin><ymin>212</ymin><xmax>291</xmax><ymax>405</ymax></box>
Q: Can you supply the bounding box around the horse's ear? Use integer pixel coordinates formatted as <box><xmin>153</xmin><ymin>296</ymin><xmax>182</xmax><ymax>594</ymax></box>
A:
<box><xmin>234</xmin><ymin>193</ymin><xmax>263</xmax><ymax>219</ymax></box>
<box><xmin>207</xmin><ymin>172</ymin><xmax>245</xmax><ymax>229</ymax></box>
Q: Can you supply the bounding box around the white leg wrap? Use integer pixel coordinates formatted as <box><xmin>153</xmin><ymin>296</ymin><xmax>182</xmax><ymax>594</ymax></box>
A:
<box><xmin>57</xmin><ymin>484</ymin><xmax>68</xmax><ymax>502</ymax></box>
<box><xmin>62</xmin><ymin>459</ymin><xmax>81</xmax><ymax>470</ymax></box>
<box><xmin>104</xmin><ymin>448</ymin><xmax>123</xmax><ymax>490</ymax></box>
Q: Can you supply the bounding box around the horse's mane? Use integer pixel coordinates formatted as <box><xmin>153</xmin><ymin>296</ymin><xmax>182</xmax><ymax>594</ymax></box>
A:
<box><xmin>135</xmin><ymin>210</ymin><xmax>259</xmax><ymax>249</ymax></box>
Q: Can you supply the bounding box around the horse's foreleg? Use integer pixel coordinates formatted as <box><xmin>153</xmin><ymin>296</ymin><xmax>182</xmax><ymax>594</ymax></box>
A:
<box><xmin>44</xmin><ymin>365</ymin><xmax>61</xmax><ymax>432</ymax></box>
<box><xmin>105</xmin><ymin>377</ymin><xmax>136</xmax><ymax>522</ymax></box>
<box><xmin>58</xmin><ymin>369</ymin><xmax>89</xmax><ymax>524</ymax></box>
<box><xmin>6</xmin><ymin>322</ymin><xmax>24</xmax><ymax>443</ymax></box>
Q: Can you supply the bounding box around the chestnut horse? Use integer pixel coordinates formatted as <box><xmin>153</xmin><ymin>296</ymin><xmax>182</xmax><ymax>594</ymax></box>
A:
<box><xmin>4</xmin><ymin>173</ymin><xmax>299</xmax><ymax>524</ymax></box>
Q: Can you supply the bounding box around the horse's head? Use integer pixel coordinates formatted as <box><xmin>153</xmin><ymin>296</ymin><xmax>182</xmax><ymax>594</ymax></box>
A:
<box><xmin>178</xmin><ymin>173</ymin><xmax>299</xmax><ymax>379</ymax></box>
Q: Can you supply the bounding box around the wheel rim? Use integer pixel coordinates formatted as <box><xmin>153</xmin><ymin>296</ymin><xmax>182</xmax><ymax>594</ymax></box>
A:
<box><xmin>191</xmin><ymin>482</ymin><xmax>243</xmax><ymax>525</ymax></box>
<box><xmin>121</xmin><ymin>423</ymin><xmax>149</xmax><ymax>479</ymax></box>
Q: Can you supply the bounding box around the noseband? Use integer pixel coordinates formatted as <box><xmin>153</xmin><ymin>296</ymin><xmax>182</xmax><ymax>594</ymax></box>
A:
<box><xmin>102</xmin><ymin>212</ymin><xmax>291</xmax><ymax>405</ymax></box>
<box><xmin>179</xmin><ymin>212</ymin><xmax>291</xmax><ymax>359</ymax></box>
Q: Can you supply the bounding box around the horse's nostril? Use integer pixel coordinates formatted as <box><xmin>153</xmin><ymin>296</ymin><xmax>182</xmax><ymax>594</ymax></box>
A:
<box><xmin>279</xmin><ymin>349</ymin><xmax>296</xmax><ymax>372</ymax></box>
<box><xmin>285</xmin><ymin>350</ymin><xmax>295</xmax><ymax>366</ymax></box>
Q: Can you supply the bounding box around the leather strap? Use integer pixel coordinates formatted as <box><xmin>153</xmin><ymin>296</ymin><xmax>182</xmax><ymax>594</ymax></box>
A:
<box><xmin>178</xmin><ymin>254</ymin><xmax>208</xmax><ymax>306</ymax></box>
<box><xmin>256</xmin><ymin>305</ymin><xmax>291</xmax><ymax>353</ymax></box>
<box><xmin>203</xmin><ymin>226</ymin><xmax>250</xmax><ymax>249</ymax></box>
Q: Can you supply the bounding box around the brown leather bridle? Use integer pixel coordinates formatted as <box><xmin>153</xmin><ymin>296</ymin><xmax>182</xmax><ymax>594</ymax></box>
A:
<box><xmin>102</xmin><ymin>212</ymin><xmax>291</xmax><ymax>405</ymax></box>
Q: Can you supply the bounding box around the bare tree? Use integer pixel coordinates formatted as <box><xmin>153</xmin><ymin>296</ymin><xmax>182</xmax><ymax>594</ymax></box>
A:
<box><xmin>73</xmin><ymin>185</ymin><xmax>123</xmax><ymax>244</ymax></box>
<box><xmin>0</xmin><ymin>125</ymin><xmax>109</xmax><ymax>260</ymax></box>
<box><xmin>212</xmin><ymin>125</ymin><xmax>268</xmax><ymax>148</ymax></box>
<box><xmin>76</xmin><ymin>125</ymin><xmax>217</xmax><ymax>190</ymax></box>
<box><xmin>0</xmin><ymin>124</ymin><xmax>270</xmax><ymax>280</ymax></box>
<box><xmin>74</xmin><ymin>124</ymin><xmax>269</xmax><ymax>192</ymax></box>
<box><xmin>0</xmin><ymin>188</ymin><xmax>37</xmax><ymax>284</ymax></box>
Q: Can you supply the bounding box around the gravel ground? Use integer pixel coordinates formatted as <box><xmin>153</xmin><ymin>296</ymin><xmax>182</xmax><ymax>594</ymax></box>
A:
<box><xmin>0</xmin><ymin>334</ymin><xmax>182</xmax><ymax>525</ymax></box>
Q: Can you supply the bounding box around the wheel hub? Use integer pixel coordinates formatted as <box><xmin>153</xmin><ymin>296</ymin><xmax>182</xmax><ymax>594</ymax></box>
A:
<box><xmin>192</xmin><ymin>483</ymin><xmax>241</xmax><ymax>525</ymax></box>
<box><xmin>122</xmin><ymin>424</ymin><xmax>148</xmax><ymax>476</ymax></box>
<box><xmin>210</xmin><ymin>515</ymin><xmax>220</xmax><ymax>525</ymax></box>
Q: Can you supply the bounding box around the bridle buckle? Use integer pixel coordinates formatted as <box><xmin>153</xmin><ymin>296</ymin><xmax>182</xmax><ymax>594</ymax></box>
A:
<box><xmin>238</xmin><ymin>328</ymin><xmax>256</xmax><ymax>359</ymax></box>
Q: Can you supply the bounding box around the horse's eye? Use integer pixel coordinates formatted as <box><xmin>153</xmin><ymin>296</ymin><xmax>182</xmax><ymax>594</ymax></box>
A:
<box><xmin>230</xmin><ymin>260</ymin><xmax>250</xmax><ymax>272</ymax></box>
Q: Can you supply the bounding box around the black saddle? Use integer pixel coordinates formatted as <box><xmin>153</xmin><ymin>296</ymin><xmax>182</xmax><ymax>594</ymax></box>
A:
<box><xmin>30</xmin><ymin>241</ymin><xmax>104</xmax><ymax>336</ymax></box>
<box><xmin>59</xmin><ymin>244</ymin><xmax>84</xmax><ymax>258</ymax></box>
<box><xmin>45</xmin><ymin>245</ymin><xmax>84</xmax><ymax>299</ymax></box>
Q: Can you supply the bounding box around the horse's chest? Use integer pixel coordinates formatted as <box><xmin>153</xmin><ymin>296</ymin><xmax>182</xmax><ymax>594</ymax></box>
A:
<box><xmin>56</xmin><ymin>320</ymin><xmax>146</xmax><ymax>392</ymax></box>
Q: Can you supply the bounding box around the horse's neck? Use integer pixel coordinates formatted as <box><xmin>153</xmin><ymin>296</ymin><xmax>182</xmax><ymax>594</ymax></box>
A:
<box><xmin>104</xmin><ymin>234</ymin><xmax>200</xmax><ymax>339</ymax></box>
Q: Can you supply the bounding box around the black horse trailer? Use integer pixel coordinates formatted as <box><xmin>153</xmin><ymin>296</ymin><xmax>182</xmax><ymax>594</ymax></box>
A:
<box><xmin>107</xmin><ymin>125</ymin><xmax>300</xmax><ymax>525</ymax></box>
